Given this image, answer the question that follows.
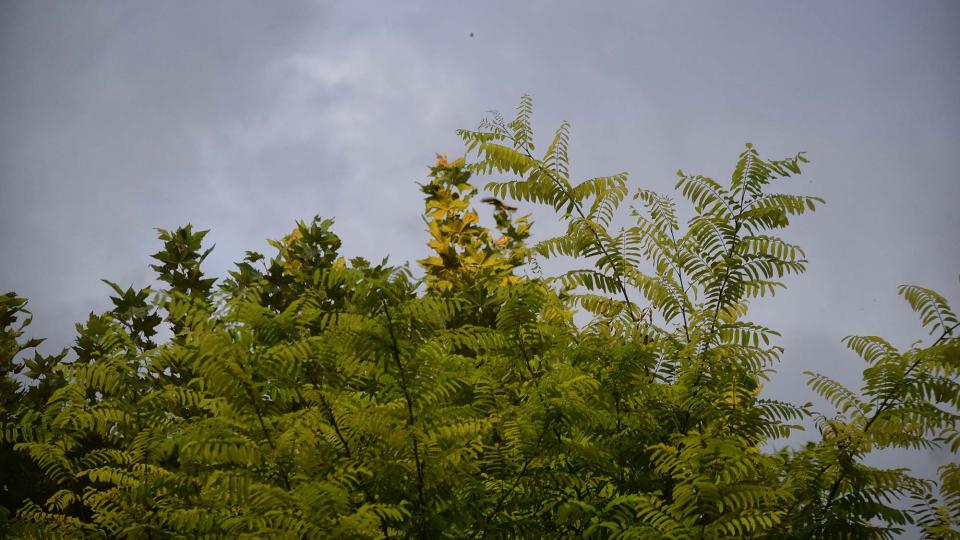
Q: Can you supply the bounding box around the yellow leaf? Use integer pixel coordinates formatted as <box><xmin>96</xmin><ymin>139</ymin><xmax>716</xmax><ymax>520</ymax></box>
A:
<box><xmin>418</xmin><ymin>256</ymin><xmax>445</xmax><ymax>268</ymax></box>
<box><xmin>427</xmin><ymin>239</ymin><xmax>449</xmax><ymax>253</ymax></box>
<box><xmin>428</xmin><ymin>220</ymin><xmax>444</xmax><ymax>240</ymax></box>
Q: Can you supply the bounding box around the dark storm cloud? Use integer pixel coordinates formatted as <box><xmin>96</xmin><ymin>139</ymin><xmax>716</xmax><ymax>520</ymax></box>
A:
<box><xmin>1</xmin><ymin>0</ymin><xmax>958</xmax><ymax>489</ymax></box>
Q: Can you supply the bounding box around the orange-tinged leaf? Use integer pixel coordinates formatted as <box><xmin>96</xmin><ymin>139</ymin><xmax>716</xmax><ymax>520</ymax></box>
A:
<box><xmin>283</xmin><ymin>227</ymin><xmax>302</xmax><ymax>245</ymax></box>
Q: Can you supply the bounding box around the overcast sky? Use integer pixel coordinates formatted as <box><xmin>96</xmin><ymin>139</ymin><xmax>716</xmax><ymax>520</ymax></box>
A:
<box><xmin>1</xmin><ymin>1</ymin><xmax>958</xmax><ymax>486</ymax></box>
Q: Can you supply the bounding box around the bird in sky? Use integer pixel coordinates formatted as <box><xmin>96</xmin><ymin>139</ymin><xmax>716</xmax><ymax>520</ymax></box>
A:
<box><xmin>481</xmin><ymin>197</ymin><xmax>518</xmax><ymax>212</ymax></box>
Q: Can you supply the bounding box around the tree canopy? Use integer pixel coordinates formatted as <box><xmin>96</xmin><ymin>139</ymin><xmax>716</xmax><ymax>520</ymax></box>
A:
<box><xmin>1</xmin><ymin>96</ymin><xmax>957</xmax><ymax>538</ymax></box>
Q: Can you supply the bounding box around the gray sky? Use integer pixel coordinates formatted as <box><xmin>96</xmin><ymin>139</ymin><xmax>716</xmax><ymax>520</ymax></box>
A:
<box><xmin>2</xmin><ymin>1</ymin><xmax>958</xmax><ymax>484</ymax></box>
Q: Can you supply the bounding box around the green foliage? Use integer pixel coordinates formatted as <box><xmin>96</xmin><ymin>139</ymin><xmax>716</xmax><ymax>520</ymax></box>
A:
<box><xmin>0</xmin><ymin>293</ymin><xmax>66</xmax><ymax>534</ymax></box>
<box><xmin>1</xmin><ymin>96</ymin><xmax>956</xmax><ymax>538</ymax></box>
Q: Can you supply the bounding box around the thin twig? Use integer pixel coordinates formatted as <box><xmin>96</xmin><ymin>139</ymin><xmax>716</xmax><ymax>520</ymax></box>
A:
<box><xmin>379</xmin><ymin>294</ymin><xmax>427</xmax><ymax>533</ymax></box>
